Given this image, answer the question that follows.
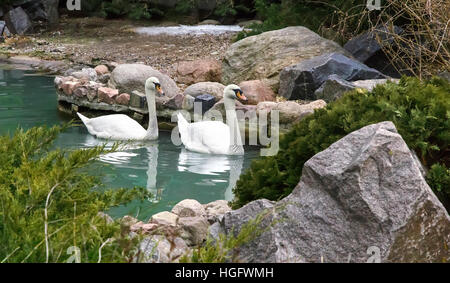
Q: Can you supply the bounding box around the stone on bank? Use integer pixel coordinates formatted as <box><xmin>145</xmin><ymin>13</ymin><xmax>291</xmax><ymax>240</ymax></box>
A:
<box><xmin>98</xmin><ymin>87</ymin><xmax>119</xmax><ymax>104</ymax></box>
<box><xmin>4</xmin><ymin>6</ymin><xmax>33</xmax><ymax>35</ymax></box>
<box><xmin>238</xmin><ymin>80</ymin><xmax>276</xmax><ymax>105</ymax></box>
<box><xmin>171</xmin><ymin>199</ymin><xmax>206</xmax><ymax>218</ymax></box>
<box><xmin>128</xmin><ymin>199</ymin><xmax>232</xmax><ymax>263</ymax></box>
<box><xmin>216</xmin><ymin>121</ymin><xmax>450</xmax><ymax>263</ymax></box>
<box><xmin>222</xmin><ymin>26</ymin><xmax>351</xmax><ymax>92</ymax></box>
<box><xmin>279</xmin><ymin>52</ymin><xmax>387</xmax><ymax>100</ymax></box>
<box><xmin>109</xmin><ymin>63</ymin><xmax>180</xmax><ymax>98</ymax></box>
<box><xmin>176</xmin><ymin>59</ymin><xmax>222</xmax><ymax>85</ymax></box>
<box><xmin>183</xmin><ymin>81</ymin><xmax>225</xmax><ymax>100</ymax></box>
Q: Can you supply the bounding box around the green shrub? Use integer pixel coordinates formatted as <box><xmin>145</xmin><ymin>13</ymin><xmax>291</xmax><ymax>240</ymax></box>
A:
<box><xmin>426</xmin><ymin>164</ymin><xmax>450</xmax><ymax>209</ymax></box>
<box><xmin>81</xmin><ymin>0</ymin><xmax>105</xmax><ymax>16</ymax></box>
<box><xmin>232</xmin><ymin>77</ymin><xmax>450</xmax><ymax>211</ymax></box>
<box><xmin>101</xmin><ymin>0</ymin><xmax>153</xmax><ymax>20</ymax></box>
<box><xmin>78</xmin><ymin>0</ymin><xmax>158</xmax><ymax>20</ymax></box>
<box><xmin>214</xmin><ymin>1</ymin><xmax>251</xmax><ymax>18</ymax></box>
<box><xmin>0</xmin><ymin>124</ymin><xmax>150</xmax><ymax>263</ymax></box>
<box><xmin>174</xmin><ymin>0</ymin><xmax>198</xmax><ymax>15</ymax></box>
<box><xmin>174</xmin><ymin>0</ymin><xmax>252</xmax><ymax>18</ymax></box>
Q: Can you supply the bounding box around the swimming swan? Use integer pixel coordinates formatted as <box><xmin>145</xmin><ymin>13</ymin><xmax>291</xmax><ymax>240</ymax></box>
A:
<box><xmin>77</xmin><ymin>77</ymin><xmax>164</xmax><ymax>140</ymax></box>
<box><xmin>177</xmin><ymin>84</ymin><xmax>247</xmax><ymax>155</ymax></box>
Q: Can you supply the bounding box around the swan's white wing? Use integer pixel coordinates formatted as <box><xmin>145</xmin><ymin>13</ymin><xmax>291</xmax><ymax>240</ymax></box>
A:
<box><xmin>184</xmin><ymin>121</ymin><xmax>230</xmax><ymax>154</ymax></box>
<box><xmin>85</xmin><ymin>114</ymin><xmax>147</xmax><ymax>140</ymax></box>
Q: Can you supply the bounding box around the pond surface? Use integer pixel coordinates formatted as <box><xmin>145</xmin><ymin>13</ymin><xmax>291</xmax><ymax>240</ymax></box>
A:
<box><xmin>135</xmin><ymin>25</ymin><xmax>244</xmax><ymax>36</ymax></box>
<box><xmin>0</xmin><ymin>67</ymin><xmax>259</xmax><ymax>221</ymax></box>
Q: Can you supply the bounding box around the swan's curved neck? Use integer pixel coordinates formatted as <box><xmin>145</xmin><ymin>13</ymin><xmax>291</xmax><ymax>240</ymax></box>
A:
<box><xmin>145</xmin><ymin>87</ymin><xmax>158</xmax><ymax>139</ymax></box>
<box><xmin>224</xmin><ymin>96</ymin><xmax>244</xmax><ymax>154</ymax></box>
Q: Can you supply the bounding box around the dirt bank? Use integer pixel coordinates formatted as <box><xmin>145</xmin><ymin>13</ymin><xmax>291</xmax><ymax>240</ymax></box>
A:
<box><xmin>0</xmin><ymin>17</ymin><xmax>236</xmax><ymax>79</ymax></box>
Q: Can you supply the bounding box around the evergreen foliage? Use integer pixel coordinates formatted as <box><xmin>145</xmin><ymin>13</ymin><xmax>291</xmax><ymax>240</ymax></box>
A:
<box><xmin>232</xmin><ymin>77</ymin><xmax>450</xmax><ymax>211</ymax></box>
<box><xmin>80</xmin><ymin>0</ymin><xmax>158</xmax><ymax>20</ymax></box>
<box><xmin>0</xmin><ymin>124</ymin><xmax>151</xmax><ymax>263</ymax></box>
<box><xmin>101</xmin><ymin>0</ymin><xmax>153</xmax><ymax>20</ymax></box>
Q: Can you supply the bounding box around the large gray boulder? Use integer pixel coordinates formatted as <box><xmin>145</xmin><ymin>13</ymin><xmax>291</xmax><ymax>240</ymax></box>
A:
<box><xmin>22</xmin><ymin>0</ymin><xmax>47</xmax><ymax>22</ymax></box>
<box><xmin>183</xmin><ymin>82</ymin><xmax>225</xmax><ymax>100</ymax></box>
<box><xmin>4</xmin><ymin>6</ymin><xmax>33</xmax><ymax>35</ymax></box>
<box><xmin>344</xmin><ymin>25</ymin><xmax>403</xmax><ymax>63</ymax></box>
<box><xmin>314</xmin><ymin>74</ymin><xmax>356</xmax><ymax>102</ymax></box>
<box><xmin>221</xmin><ymin>121</ymin><xmax>450</xmax><ymax>262</ymax></box>
<box><xmin>222</xmin><ymin>26</ymin><xmax>351</xmax><ymax>92</ymax></box>
<box><xmin>3</xmin><ymin>1</ymin><xmax>59</xmax><ymax>31</ymax></box>
<box><xmin>344</xmin><ymin>25</ymin><xmax>403</xmax><ymax>77</ymax></box>
<box><xmin>0</xmin><ymin>21</ymin><xmax>6</xmax><ymax>35</ymax></box>
<box><xmin>109</xmin><ymin>64</ymin><xmax>180</xmax><ymax>98</ymax></box>
<box><xmin>279</xmin><ymin>53</ymin><xmax>387</xmax><ymax>100</ymax></box>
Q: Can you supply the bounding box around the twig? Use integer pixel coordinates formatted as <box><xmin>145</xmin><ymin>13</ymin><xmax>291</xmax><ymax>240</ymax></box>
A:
<box><xmin>45</xmin><ymin>182</ymin><xmax>60</xmax><ymax>263</ymax></box>
<box><xmin>1</xmin><ymin>247</ymin><xmax>20</xmax><ymax>263</ymax></box>
<box><xmin>98</xmin><ymin>238</ymin><xmax>114</xmax><ymax>263</ymax></box>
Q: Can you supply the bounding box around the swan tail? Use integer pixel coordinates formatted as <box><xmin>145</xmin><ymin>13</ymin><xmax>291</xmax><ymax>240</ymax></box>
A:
<box><xmin>76</xmin><ymin>112</ymin><xmax>90</xmax><ymax>125</ymax></box>
<box><xmin>76</xmin><ymin>112</ymin><xmax>96</xmax><ymax>136</ymax></box>
<box><xmin>177</xmin><ymin>112</ymin><xmax>189</xmax><ymax>145</ymax></box>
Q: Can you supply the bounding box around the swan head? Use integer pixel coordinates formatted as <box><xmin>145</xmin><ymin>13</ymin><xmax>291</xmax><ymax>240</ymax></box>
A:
<box><xmin>145</xmin><ymin>77</ymin><xmax>164</xmax><ymax>96</ymax></box>
<box><xmin>224</xmin><ymin>84</ymin><xmax>247</xmax><ymax>102</ymax></box>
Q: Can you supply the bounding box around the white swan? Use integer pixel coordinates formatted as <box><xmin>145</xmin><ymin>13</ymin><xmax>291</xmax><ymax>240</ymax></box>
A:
<box><xmin>177</xmin><ymin>84</ymin><xmax>247</xmax><ymax>155</ymax></box>
<box><xmin>77</xmin><ymin>77</ymin><xmax>164</xmax><ymax>140</ymax></box>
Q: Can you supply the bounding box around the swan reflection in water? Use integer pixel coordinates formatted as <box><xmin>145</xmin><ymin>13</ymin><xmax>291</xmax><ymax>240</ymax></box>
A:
<box><xmin>78</xmin><ymin>134</ymin><xmax>244</xmax><ymax>205</ymax></box>
<box><xmin>145</xmin><ymin>144</ymin><xmax>160</xmax><ymax>203</ymax></box>
<box><xmin>79</xmin><ymin>134</ymin><xmax>162</xmax><ymax>203</ymax></box>
<box><xmin>177</xmin><ymin>149</ymin><xmax>243</xmax><ymax>201</ymax></box>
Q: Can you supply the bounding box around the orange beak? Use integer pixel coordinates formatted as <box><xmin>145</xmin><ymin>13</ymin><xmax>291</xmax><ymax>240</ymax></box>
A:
<box><xmin>156</xmin><ymin>85</ymin><xmax>164</xmax><ymax>96</ymax></box>
<box><xmin>236</xmin><ymin>90</ymin><xmax>247</xmax><ymax>101</ymax></box>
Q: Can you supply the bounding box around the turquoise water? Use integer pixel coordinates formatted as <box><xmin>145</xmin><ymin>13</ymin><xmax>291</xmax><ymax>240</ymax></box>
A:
<box><xmin>0</xmin><ymin>67</ymin><xmax>259</xmax><ymax>221</ymax></box>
